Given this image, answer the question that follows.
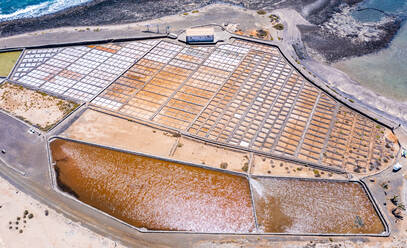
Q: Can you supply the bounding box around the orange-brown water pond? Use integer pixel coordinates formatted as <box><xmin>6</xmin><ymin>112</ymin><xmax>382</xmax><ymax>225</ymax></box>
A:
<box><xmin>50</xmin><ymin>139</ymin><xmax>255</xmax><ymax>233</ymax></box>
<box><xmin>50</xmin><ymin>138</ymin><xmax>385</xmax><ymax>234</ymax></box>
<box><xmin>250</xmin><ymin>177</ymin><xmax>385</xmax><ymax>234</ymax></box>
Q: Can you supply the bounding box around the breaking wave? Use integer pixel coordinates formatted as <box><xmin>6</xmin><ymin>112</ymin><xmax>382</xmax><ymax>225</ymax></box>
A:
<box><xmin>0</xmin><ymin>0</ymin><xmax>93</xmax><ymax>21</ymax></box>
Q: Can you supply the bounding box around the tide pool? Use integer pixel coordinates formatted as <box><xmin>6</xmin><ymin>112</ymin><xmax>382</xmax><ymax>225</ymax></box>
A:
<box><xmin>334</xmin><ymin>0</ymin><xmax>407</xmax><ymax>103</ymax></box>
<box><xmin>351</xmin><ymin>0</ymin><xmax>407</xmax><ymax>22</ymax></box>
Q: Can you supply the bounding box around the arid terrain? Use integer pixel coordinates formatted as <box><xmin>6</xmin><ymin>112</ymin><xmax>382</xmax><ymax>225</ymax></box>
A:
<box><xmin>0</xmin><ymin>175</ymin><xmax>126</xmax><ymax>248</ymax></box>
<box><xmin>0</xmin><ymin>82</ymin><xmax>78</xmax><ymax>130</ymax></box>
<box><xmin>0</xmin><ymin>1</ymin><xmax>406</xmax><ymax>247</ymax></box>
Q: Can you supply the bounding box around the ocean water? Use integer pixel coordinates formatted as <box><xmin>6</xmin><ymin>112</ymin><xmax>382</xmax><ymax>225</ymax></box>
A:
<box><xmin>0</xmin><ymin>0</ymin><xmax>93</xmax><ymax>21</ymax></box>
<box><xmin>334</xmin><ymin>22</ymin><xmax>407</xmax><ymax>102</ymax></box>
<box><xmin>334</xmin><ymin>0</ymin><xmax>407</xmax><ymax>102</ymax></box>
<box><xmin>351</xmin><ymin>0</ymin><xmax>407</xmax><ymax>22</ymax></box>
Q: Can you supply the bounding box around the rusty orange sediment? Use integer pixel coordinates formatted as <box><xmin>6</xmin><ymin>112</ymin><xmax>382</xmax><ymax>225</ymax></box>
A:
<box><xmin>49</xmin><ymin>138</ymin><xmax>386</xmax><ymax>235</ymax></box>
<box><xmin>50</xmin><ymin>138</ymin><xmax>256</xmax><ymax>233</ymax></box>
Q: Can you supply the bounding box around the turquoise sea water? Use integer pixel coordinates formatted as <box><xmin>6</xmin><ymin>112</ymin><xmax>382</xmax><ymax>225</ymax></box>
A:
<box><xmin>2</xmin><ymin>0</ymin><xmax>406</xmax><ymax>102</ymax></box>
<box><xmin>334</xmin><ymin>23</ymin><xmax>407</xmax><ymax>102</ymax></box>
<box><xmin>351</xmin><ymin>0</ymin><xmax>407</xmax><ymax>22</ymax></box>
<box><xmin>334</xmin><ymin>0</ymin><xmax>407</xmax><ymax>102</ymax></box>
<box><xmin>0</xmin><ymin>0</ymin><xmax>92</xmax><ymax>21</ymax></box>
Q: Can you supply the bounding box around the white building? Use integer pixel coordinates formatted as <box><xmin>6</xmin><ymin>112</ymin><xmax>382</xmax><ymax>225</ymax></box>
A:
<box><xmin>186</xmin><ymin>27</ymin><xmax>215</xmax><ymax>43</ymax></box>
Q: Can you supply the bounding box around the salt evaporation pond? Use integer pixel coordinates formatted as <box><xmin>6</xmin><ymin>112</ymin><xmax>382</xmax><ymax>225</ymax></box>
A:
<box><xmin>50</xmin><ymin>139</ymin><xmax>255</xmax><ymax>233</ymax></box>
<box><xmin>50</xmin><ymin>138</ymin><xmax>385</xmax><ymax>234</ymax></box>
<box><xmin>251</xmin><ymin>177</ymin><xmax>385</xmax><ymax>234</ymax></box>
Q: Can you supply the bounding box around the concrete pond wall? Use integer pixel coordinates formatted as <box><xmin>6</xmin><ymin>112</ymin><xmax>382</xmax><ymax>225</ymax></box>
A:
<box><xmin>49</xmin><ymin>138</ymin><xmax>386</xmax><ymax>235</ymax></box>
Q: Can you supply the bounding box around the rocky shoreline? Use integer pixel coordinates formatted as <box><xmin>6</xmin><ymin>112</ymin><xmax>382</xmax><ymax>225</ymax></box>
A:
<box><xmin>300</xmin><ymin>4</ymin><xmax>403</xmax><ymax>63</ymax></box>
<box><xmin>0</xmin><ymin>0</ymin><xmax>288</xmax><ymax>37</ymax></box>
<box><xmin>0</xmin><ymin>0</ymin><xmax>405</xmax><ymax>126</ymax></box>
<box><xmin>0</xmin><ymin>0</ymin><xmax>402</xmax><ymax>63</ymax></box>
<box><xmin>0</xmin><ymin>1</ymin><xmax>363</xmax><ymax>35</ymax></box>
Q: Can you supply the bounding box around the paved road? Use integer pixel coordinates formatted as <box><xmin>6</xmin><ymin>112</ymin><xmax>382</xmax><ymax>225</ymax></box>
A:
<box><xmin>0</xmin><ymin>110</ymin><xmax>191</xmax><ymax>247</ymax></box>
<box><xmin>0</xmin><ymin>5</ymin><xmax>402</xmax><ymax>246</ymax></box>
<box><xmin>0</xmin><ymin>4</ymin><xmax>273</xmax><ymax>49</ymax></box>
<box><xmin>0</xmin><ymin>7</ymin><xmax>281</xmax><ymax>246</ymax></box>
<box><xmin>0</xmin><ymin>111</ymin><xmax>48</xmax><ymax>179</ymax></box>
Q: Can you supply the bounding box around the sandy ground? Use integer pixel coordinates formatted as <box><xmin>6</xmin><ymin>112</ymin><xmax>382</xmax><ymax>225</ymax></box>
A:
<box><xmin>230</xmin><ymin>6</ymin><xmax>407</xmax><ymax>130</ymax></box>
<box><xmin>0</xmin><ymin>3</ymin><xmax>402</xmax><ymax>128</ymax></box>
<box><xmin>0</xmin><ymin>82</ymin><xmax>77</xmax><ymax>130</ymax></box>
<box><xmin>251</xmin><ymin>155</ymin><xmax>346</xmax><ymax>179</ymax></box>
<box><xmin>4</xmin><ymin>108</ymin><xmax>407</xmax><ymax>247</ymax></box>
<box><xmin>269</xmin><ymin>9</ymin><xmax>407</xmax><ymax>128</ymax></box>
<box><xmin>303</xmin><ymin>59</ymin><xmax>407</xmax><ymax>127</ymax></box>
<box><xmin>0</xmin><ymin>175</ymin><xmax>125</xmax><ymax>248</ymax></box>
<box><xmin>63</xmin><ymin>109</ymin><xmax>348</xmax><ymax>177</ymax></box>
<box><xmin>0</xmin><ymin>3</ymin><xmax>406</xmax><ymax>247</ymax></box>
<box><xmin>63</xmin><ymin>109</ymin><xmax>251</xmax><ymax>173</ymax></box>
<box><xmin>1</xmin><ymin>165</ymin><xmax>406</xmax><ymax>248</ymax></box>
<box><xmin>172</xmin><ymin>137</ymin><xmax>250</xmax><ymax>173</ymax></box>
<box><xmin>62</xmin><ymin>109</ymin><xmax>178</xmax><ymax>157</ymax></box>
<box><xmin>0</xmin><ymin>4</ymin><xmax>280</xmax><ymax>49</ymax></box>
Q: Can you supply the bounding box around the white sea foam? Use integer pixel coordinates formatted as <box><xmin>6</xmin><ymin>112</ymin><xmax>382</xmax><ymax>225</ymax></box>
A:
<box><xmin>249</xmin><ymin>178</ymin><xmax>264</xmax><ymax>197</ymax></box>
<box><xmin>0</xmin><ymin>0</ymin><xmax>93</xmax><ymax>21</ymax></box>
<box><xmin>302</xmin><ymin>0</ymin><xmax>329</xmax><ymax>17</ymax></box>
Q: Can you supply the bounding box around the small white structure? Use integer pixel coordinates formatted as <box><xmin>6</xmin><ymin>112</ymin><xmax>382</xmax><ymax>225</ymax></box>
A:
<box><xmin>168</xmin><ymin>33</ymin><xmax>178</xmax><ymax>39</ymax></box>
<box><xmin>186</xmin><ymin>27</ymin><xmax>215</xmax><ymax>43</ymax></box>
<box><xmin>393</xmin><ymin>162</ymin><xmax>402</xmax><ymax>172</ymax></box>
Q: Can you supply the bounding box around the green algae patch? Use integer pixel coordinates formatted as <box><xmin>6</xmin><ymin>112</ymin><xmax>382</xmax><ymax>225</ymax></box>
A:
<box><xmin>0</xmin><ymin>51</ymin><xmax>21</xmax><ymax>77</ymax></box>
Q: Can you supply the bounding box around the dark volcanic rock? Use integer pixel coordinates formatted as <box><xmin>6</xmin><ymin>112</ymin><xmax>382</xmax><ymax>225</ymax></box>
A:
<box><xmin>300</xmin><ymin>18</ymin><xmax>402</xmax><ymax>63</ymax></box>
<box><xmin>0</xmin><ymin>0</ymin><xmax>401</xmax><ymax>62</ymax></box>
<box><xmin>392</xmin><ymin>208</ymin><xmax>403</xmax><ymax>220</ymax></box>
<box><xmin>303</xmin><ymin>0</ymin><xmax>363</xmax><ymax>25</ymax></box>
<box><xmin>0</xmin><ymin>0</ymin><xmax>354</xmax><ymax>37</ymax></box>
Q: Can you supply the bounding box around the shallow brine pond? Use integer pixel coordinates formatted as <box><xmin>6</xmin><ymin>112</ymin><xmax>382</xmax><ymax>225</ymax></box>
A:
<box><xmin>251</xmin><ymin>178</ymin><xmax>385</xmax><ymax>234</ymax></box>
<box><xmin>50</xmin><ymin>138</ymin><xmax>385</xmax><ymax>234</ymax></box>
<box><xmin>50</xmin><ymin>139</ymin><xmax>255</xmax><ymax>233</ymax></box>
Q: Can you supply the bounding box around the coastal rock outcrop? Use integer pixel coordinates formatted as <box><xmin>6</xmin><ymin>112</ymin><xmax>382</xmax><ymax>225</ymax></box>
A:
<box><xmin>301</xmin><ymin>3</ymin><xmax>402</xmax><ymax>62</ymax></box>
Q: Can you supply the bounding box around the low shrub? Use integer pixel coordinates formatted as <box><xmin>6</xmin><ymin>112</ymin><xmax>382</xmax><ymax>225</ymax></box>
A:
<box><xmin>273</xmin><ymin>24</ymin><xmax>284</xmax><ymax>30</ymax></box>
